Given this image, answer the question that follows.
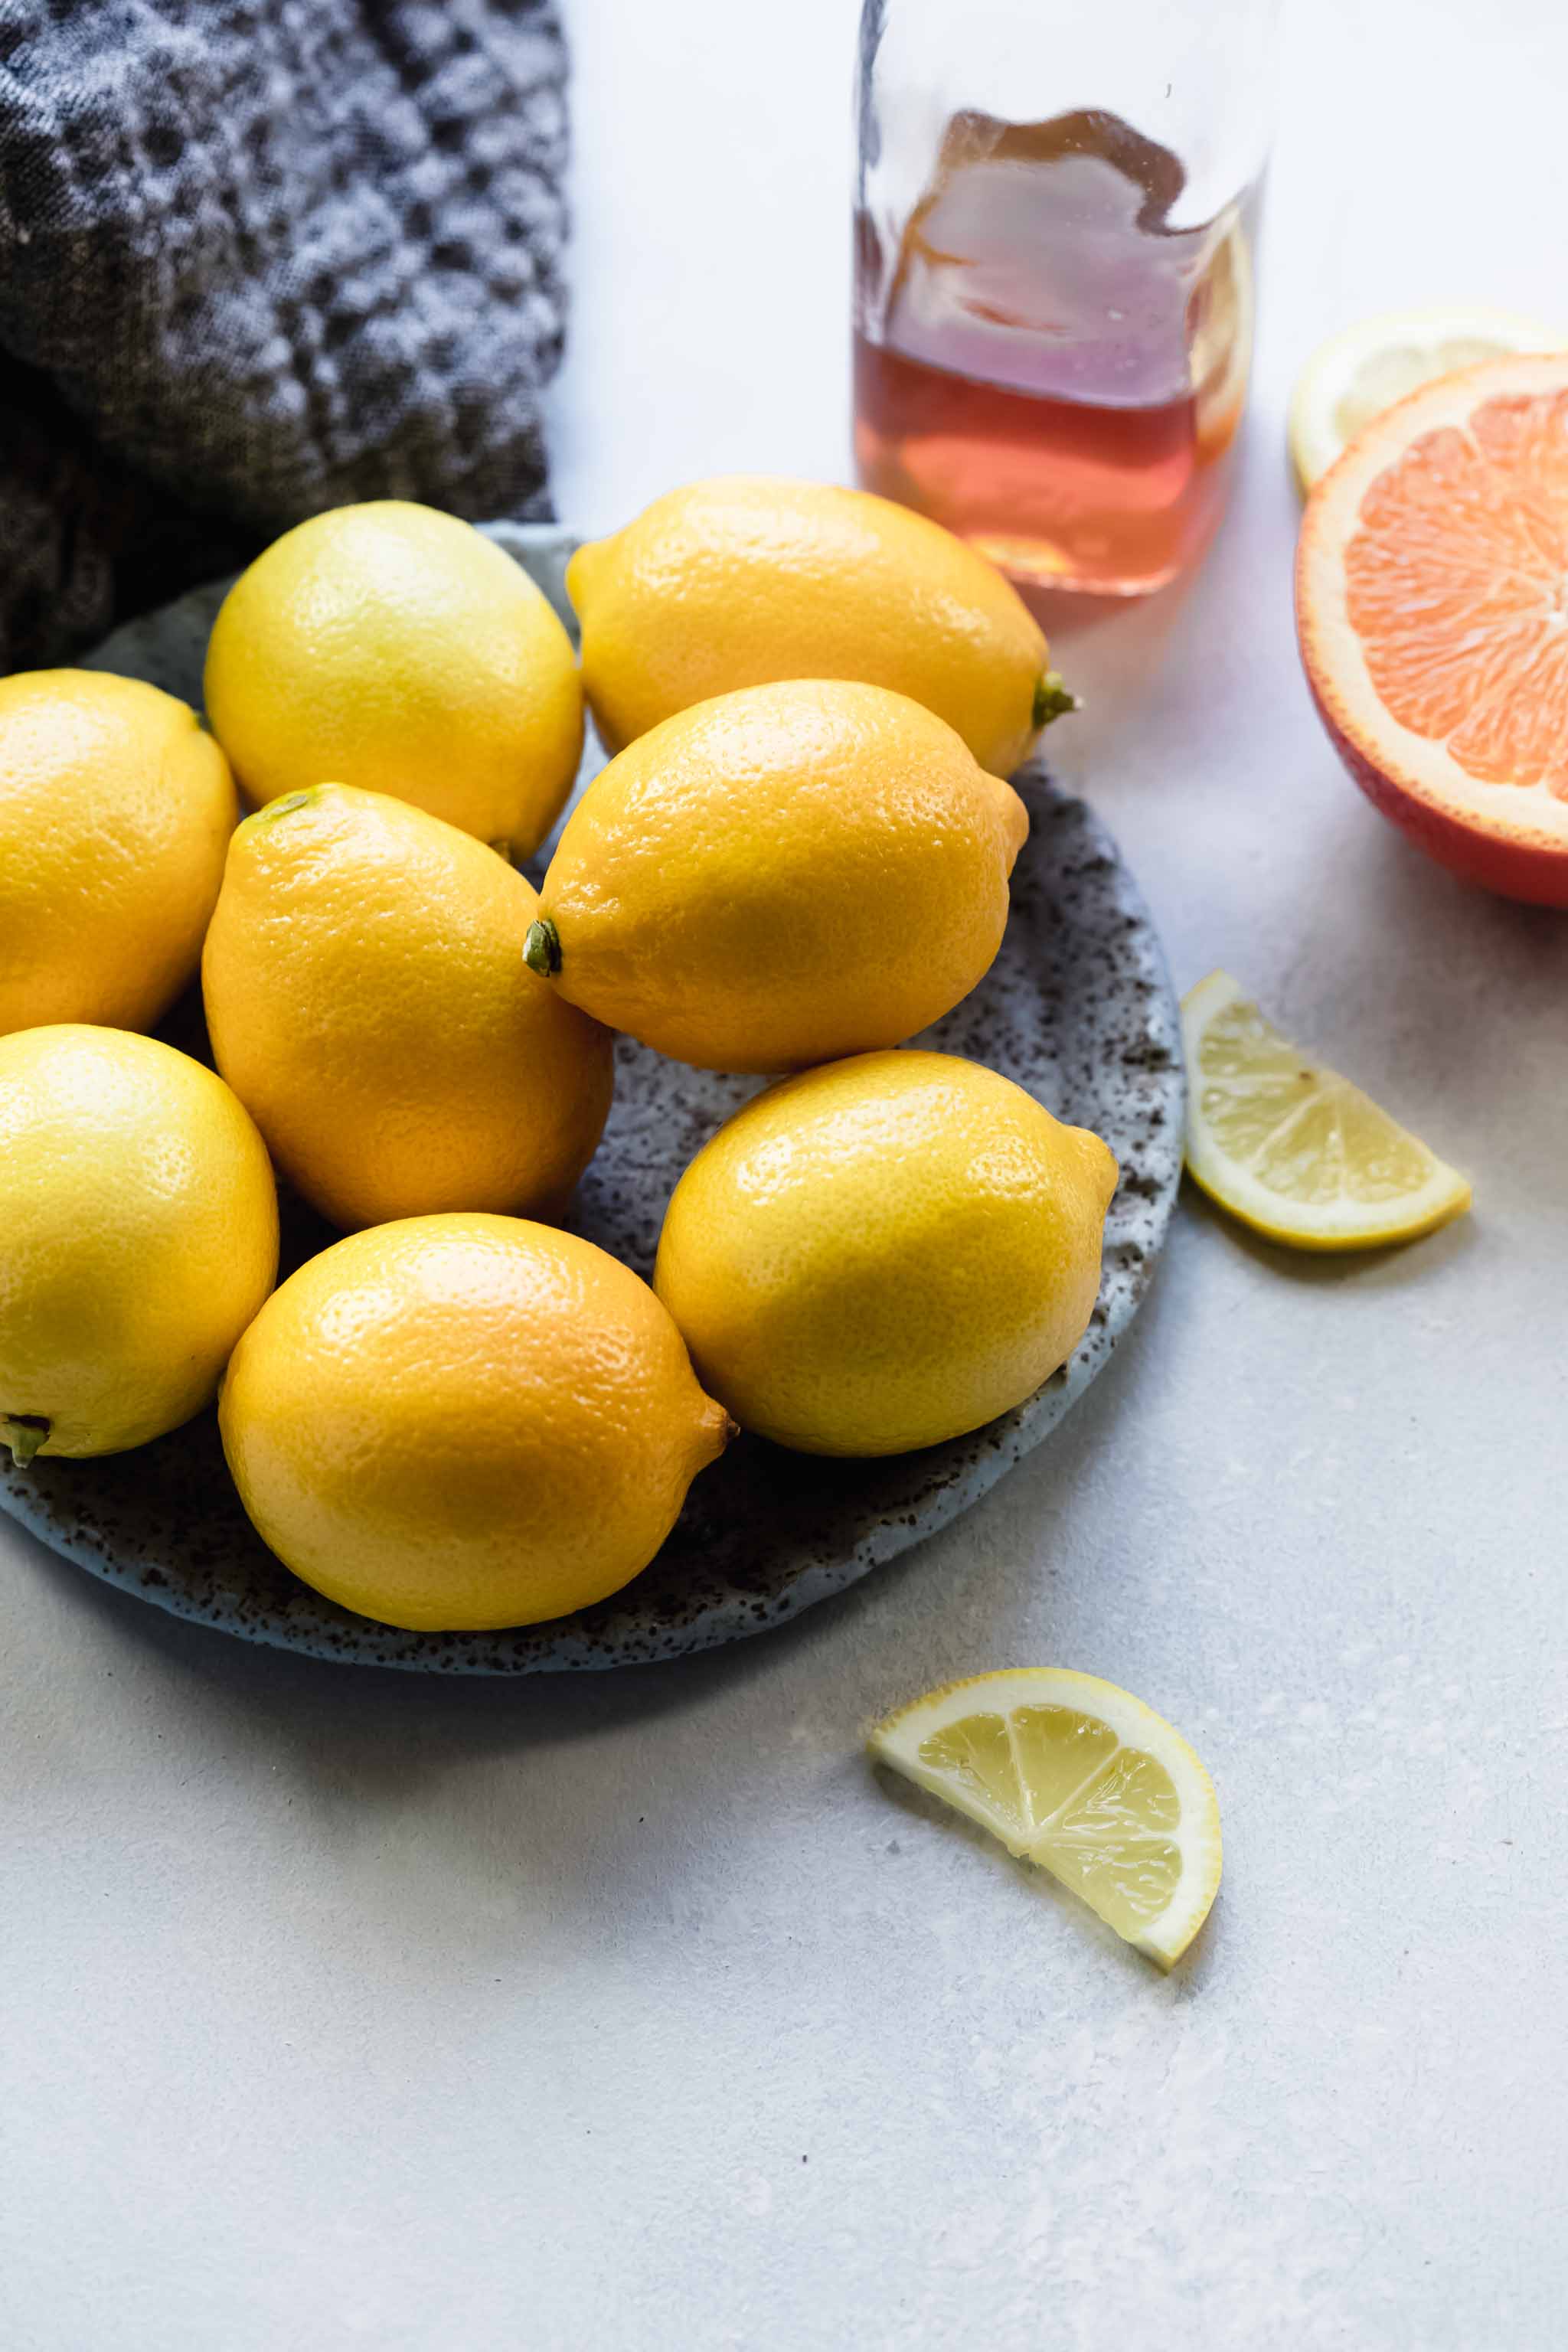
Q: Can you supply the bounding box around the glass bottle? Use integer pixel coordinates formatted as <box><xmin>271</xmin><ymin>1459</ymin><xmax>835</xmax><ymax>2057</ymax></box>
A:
<box><xmin>854</xmin><ymin>0</ymin><xmax>1279</xmax><ymax>596</ymax></box>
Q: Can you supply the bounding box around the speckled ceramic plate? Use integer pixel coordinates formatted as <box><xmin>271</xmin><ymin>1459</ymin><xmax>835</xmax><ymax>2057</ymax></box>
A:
<box><xmin>1</xmin><ymin>523</ymin><xmax>1184</xmax><ymax>1672</ymax></box>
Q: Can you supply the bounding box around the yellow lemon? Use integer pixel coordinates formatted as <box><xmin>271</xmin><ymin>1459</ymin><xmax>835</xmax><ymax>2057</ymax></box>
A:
<box><xmin>1287</xmin><ymin>305</ymin><xmax>1563</xmax><ymax>492</ymax></box>
<box><xmin>0</xmin><ymin>670</ymin><xmax>236</xmax><ymax>1037</ymax></box>
<box><xmin>202</xmin><ymin>784</ymin><xmax>613</xmax><ymax>1232</ymax></box>
<box><xmin>655</xmin><ymin>1050</ymin><xmax>1117</xmax><ymax>1456</ymax></box>
<box><xmin>567</xmin><ymin>475</ymin><xmax>1072</xmax><ymax>776</ymax></box>
<box><xmin>526</xmin><ymin>681</ymin><xmax>1028</xmax><ymax>1073</ymax></box>
<box><xmin>204</xmin><ymin>502</ymin><xmax>583</xmax><ymax>858</ymax></box>
<box><xmin>0</xmin><ymin>1027</ymin><xmax>278</xmax><ymax>1462</ymax></box>
<box><xmin>220</xmin><ymin>1214</ymin><xmax>733</xmax><ymax>1631</ymax></box>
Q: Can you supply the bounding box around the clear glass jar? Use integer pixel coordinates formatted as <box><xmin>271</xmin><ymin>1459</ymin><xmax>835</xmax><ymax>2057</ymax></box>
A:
<box><xmin>854</xmin><ymin>0</ymin><xmax>1279</xmax><ymax>596</ymax></box>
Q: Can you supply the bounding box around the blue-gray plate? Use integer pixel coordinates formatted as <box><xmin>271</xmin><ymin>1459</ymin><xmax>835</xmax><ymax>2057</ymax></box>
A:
<box><xmin>0</xmin><ymin>525</ymin><xmax>1184</xmax><ymax>1672</ymax></box>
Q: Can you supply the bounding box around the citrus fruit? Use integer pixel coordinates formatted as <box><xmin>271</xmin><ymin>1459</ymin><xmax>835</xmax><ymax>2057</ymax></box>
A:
<box><xmin>1181</xmin><ymin>971</ymin><xmax>1471</xmax><ymax>1251</ymax></box>
<box><xmin>202</xmin><ymin>784</ymin><xmax>612</xmax><ymax>1232</ymax></box>
<box><xmin>220</xmin><ymin>1214</ymin><xmax>733</xmax><ymax>1632</ymax></box>
<box><xmin>1191</xmin><ymin>214</ymin><xmax>1255</xmax><ymax>471</ymax></box>
<box><xmin>868</xmin><ymin>1668</ymin><xmax>1221</xmax><ymax>1969</ymax></box>
<box><xmin>654</xmin><ymin>1050</ymin><xmax>1116</xmax><ymax>1456</ymax></box>
<box><xmin>567</xmin><ymin>474</ymin><xmax>1072</xmax><ymax>776</ymax></box>
<box><xmin>1298</xmin><ymin>352</ymin><xmax>1568</xmax><ymax>903</ymax></box>
<box><xmin>1289</xmin><ymin>306</ymin><xmax>1563</xmax><ymax>492</ymax></box>
<box><xmin>526</xmin><ymin>681</ymin><xmax>1029</xmax><ymax>1073</ymax></box>
<box><xmin>0</xmin><ymin>1026</ymin><xmax>278</xmax><ymax>1462</ymax></box>
<box><xmin>204</xmin><ymin>501</ymin><xmax>583</xmax><ymax>859</ymax></box>
<box><xmin>0</xmin><ymin>670</ymin><xmax>236</xmax><ymax>1037</ymax></box>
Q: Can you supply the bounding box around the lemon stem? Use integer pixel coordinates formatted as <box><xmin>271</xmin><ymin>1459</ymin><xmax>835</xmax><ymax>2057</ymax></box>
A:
<box><xmin>524</xmin><ymin>917</ymin><xmax>563</xmax><ymax>978</ymax></box>
<box><xmin>2</xmin><ymin>1414</ymin><xmax>50</xmax><ymax>1468</ymax></box>
<box><xmin>1033</xmin><ymin>671</ymin><xmax>1079</xmax><ymax>730</ymax></box>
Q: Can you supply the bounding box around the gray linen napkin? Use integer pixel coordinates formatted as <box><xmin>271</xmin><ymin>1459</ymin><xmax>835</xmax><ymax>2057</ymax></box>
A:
<box><xmin>0</xmin><ymin>0</ymin><xmax>568</xmax><ymax>669</ymax></box>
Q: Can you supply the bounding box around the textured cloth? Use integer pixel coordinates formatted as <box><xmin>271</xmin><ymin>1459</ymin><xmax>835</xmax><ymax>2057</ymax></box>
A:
<box><xmin>0</xmin><ymin>0</ymin><xmax>569</xmax><ymax>668</ymax></box>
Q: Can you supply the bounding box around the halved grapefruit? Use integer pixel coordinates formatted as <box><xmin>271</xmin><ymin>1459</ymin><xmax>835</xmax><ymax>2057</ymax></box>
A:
<box><xmin>1298</xmin><ymin>351</ymin><xmax>1568</xmax><ymax>906</ymax></box>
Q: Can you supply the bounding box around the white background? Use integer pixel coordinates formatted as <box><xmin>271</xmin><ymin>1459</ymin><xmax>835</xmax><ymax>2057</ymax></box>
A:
<box><xmin>5</xmin><ymin>0</ymin><xmax>1568</xmax><ymax>2344</ymax></box>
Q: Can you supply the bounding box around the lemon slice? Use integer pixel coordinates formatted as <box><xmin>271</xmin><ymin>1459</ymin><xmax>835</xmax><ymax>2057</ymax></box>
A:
<box><xmin>868</xmin><ymin>1668</ymin><xmax>1220</xmax><ymax>1968</ymax></box>
<box><xmin>1288</xmin><ymin>305</ymin><xmax>1563</xmax><ymax>492</ymax></box>
<box><xmin>1182</xmin><ymin>971</ymin><xmax>1471</xmax><ymax>1250</ymax></box>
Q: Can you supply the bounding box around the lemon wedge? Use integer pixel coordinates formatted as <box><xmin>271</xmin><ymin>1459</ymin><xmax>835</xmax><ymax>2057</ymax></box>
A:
<box><xmin>869</xmin><ymin>1668</ymin><xmax>1221</xmax><ymax>1969</ymax></box>
<box><xmin>1182</xmin><ymin>971</ymin><xmax>1472</xmax><ymax>1251</ymax></box>
<box><xmin>1288</xmin><ymin>305</ymin><xmax>1564</xmax><ymax>492</ymax></box>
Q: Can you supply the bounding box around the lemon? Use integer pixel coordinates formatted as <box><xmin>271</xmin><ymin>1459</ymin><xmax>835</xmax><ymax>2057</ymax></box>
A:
<box><xmin>527</xmin><ymin>681</ymin><xmax>1029</xmax><ymax>1073</ymax></box>
<box><xmin>567</xmin><ymin>475</ymin><xmax>1072</xmax><ymax>776</ymax></box>
<box><xmin>220</xmin><ymin>1214</ymin><xmax>733</xmax><ymax>1631</ymax></box>
<box><xmin>869</xmin><ymin>1669</ymin><xmax>1222</xmax><ymax>1969</ymax></box>
<box><xmin>0</xmin><ymin>1027</ymin><xmax>278</xmax><ymax>1462</ymax></box>
<box><xmin>1288</xmin><ymin>306</ymin><xmax>1563</xmax><ymax>492</ymax></box>
<box><xmin>204</xmin><ymin>502</ymin><xmax>583</xmax><ymax>858</ymax></box>
<box><xmin>1182</xmin><ymin>971</ymin><xmax>1472</xmax><ymax>1250</ymax></box>
<box><xmin>1191</xmin><ymin>215</ymin><xmax>1254</xmax><ymax>466</ymax></box>
<box><xmin>202</xmin><ymin>784</ymin><xmax>613</xmax><ymax>1232</ymax></box>
<box><xmin>654</xmin><ymin>1050</ymin><xmax>1116</xmax><ymax>1456</ymax></box>
<box><xmin>0</xmin><ymin>670</ymin><xmax>236</xmax><ymax>1037</ymax></box>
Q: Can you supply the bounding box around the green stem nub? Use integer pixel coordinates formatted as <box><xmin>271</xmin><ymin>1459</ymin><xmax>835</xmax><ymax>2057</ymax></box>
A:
<box><xmin>2</xmin><ymin>1414</ymin><xmax>50</xmax><ymax>1469</ymax></box>
<box><xmin>524</xmin><ymin>916</ymin><xmax>563</xmax><ymax>978</ymax></box>
<box><xmin>1033</xmin><ymin>670</ymin><xmax>1080</xmax><ymax>730</ymax></box>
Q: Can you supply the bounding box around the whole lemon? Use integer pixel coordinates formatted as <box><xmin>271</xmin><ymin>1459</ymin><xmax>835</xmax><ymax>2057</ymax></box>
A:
<box><xmin>202</xmin><ymin>784</ymin><xmax>613</xmax><ymax>1231</ymax></box>
<box><xmin>655</xmin><ymin>1051</ymin><xmax>1118</xmax><ymax>1457</ymax></box>
<box><xmin>567</xmin><ymin>475</ymin><xmax>1071</xmax><ymax>776</ymax></box>
<box><xmin>0</xmin><ymin>671</ymin><xmax>236</xmax><ymax>1037</ymax></box>
<box><xmin>0</xmin><ymin>1027</ymin><xmax>278</xmax><ymax>1462</ymax></box>
<box><xmin>527</xmin><ymin>680</ymin><xmax>1028</xmax><ymax>1073</ymax></box>
<box><xmin>204</xmin><ymin>502</ymin><xmax>583</xmax><ymax>858</ymax></box>
<box><xmin>220</xmin><ymin>1215</ymin><xmax>734</xmax><ymax>1631</ymax></box>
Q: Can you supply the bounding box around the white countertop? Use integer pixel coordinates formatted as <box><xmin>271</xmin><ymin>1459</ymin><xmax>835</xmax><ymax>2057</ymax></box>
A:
<box><xmin>5</xmin><ymin>2</ymin><xmax>1566</xmax><ymax>2344</ymax></box>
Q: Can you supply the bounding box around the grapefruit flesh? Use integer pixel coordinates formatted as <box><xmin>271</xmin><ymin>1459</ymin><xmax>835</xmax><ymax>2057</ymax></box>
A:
<box><xmin>1297</xmin><ymin>352</ymin><xmax>1568</xmax><ymax>906</ymax></box>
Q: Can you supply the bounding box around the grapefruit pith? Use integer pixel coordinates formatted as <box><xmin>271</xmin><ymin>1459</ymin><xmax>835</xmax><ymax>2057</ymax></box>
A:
<box><xmin>1298</xmin><ymin>351</ymin><xmax>1568</xmax><ymax>906</ymax></box>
